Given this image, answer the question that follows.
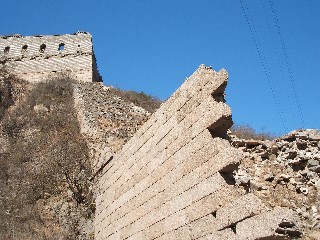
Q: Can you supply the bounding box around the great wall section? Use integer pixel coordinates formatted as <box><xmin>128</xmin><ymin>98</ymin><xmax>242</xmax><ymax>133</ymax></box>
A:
<box><xmin>93</xmin><ymin>65</ymin><xmax>303</xmax><ymax>240</ymax></box>
<box><xmin>2</xmin><ymin>32</ymin><xmax>320</xmax><ymax>239</ymax></box>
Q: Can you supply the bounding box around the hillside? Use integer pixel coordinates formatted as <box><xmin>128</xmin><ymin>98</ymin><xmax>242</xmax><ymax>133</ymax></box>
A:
<box><xmin>0</xmin><ymin>69</ymin><xmax>160</xmax><ymax>239</ymax></box>
<box><xmin>0</xmin><ymin>72</ymin><xmax>94</xmax><ymax>239</ymax></box>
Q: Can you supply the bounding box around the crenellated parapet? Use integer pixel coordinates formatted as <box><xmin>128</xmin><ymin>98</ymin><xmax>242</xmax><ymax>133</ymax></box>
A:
<box><xmin>0</xmin><ymin>32</ymin><xmax>101</xmax><ymax>82</ymax></box>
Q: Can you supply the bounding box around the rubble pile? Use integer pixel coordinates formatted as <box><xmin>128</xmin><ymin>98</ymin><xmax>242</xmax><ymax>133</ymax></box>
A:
<box><xmin>231</xmin><ymin>129</ymin><xmax>320</xmax><ymax>238</ymax></box>
<box><xmin>73</xmin><ymin>82</ymin><xmax>152</xmax><ymax>172</ymax></box>
<box><xmin>74</xmin><ymin>82</ymin><xmax>150</xmax><ymax>152</ymax></box>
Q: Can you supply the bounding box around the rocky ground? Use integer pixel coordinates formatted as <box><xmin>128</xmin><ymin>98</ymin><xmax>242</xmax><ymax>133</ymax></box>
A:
<box><xmin>230</xmin><ymin>129</ymin><xmax>320</xmax><ymax>239</ymax></box>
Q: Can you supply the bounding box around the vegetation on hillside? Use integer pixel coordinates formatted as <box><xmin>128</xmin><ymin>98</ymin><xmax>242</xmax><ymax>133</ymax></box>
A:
<box><xmin>110</xmin><ymin>87</ymin><xmax>162</xmax><ymax>114</ymax></box>
<box><xmin>0</xmin><ymin>73</ymin><xmax>94</xmax><ymax>239</ymax></box>
<box><xmin>0</xmin><ymin>68</ymin><xmax>15</xmax><ymax>119</ymax></box>
<box><xmin>231</xmin><ymin>124</ymin><xmax>276</xmax><ymax>140</ymax></box>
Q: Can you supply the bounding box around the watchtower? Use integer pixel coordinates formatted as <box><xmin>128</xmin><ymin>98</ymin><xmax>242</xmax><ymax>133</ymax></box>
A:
<box><xmin>0</xmin><ymin>31</ymin><xmax>101</xmax><ymax>82</ymax></box>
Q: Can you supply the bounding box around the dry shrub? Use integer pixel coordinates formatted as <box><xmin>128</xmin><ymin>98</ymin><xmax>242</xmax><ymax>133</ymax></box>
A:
<box><xmin>0</xmin><ymin>67</ymin><xmax>14</xmax><ymax>119</ymax></box>
<box><xmin>0</xmin><ymin>73</ymin><xmax>93</xmax><ymax>239</ymax></box>
<box><xmin>231</xmin><ymin>124</ymin><xmax>276</xmax><ymax>140</ymax></box>
<box><xmin>110</xmin><ymin>87</ymin><xmax>162</xmax><ymax>113</ymax></box>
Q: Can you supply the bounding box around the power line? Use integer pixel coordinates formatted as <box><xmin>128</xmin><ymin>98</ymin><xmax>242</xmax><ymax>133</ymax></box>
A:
<box><xmin>239</xmin><ymin>0</ymin><xmax>288</xmax><ymax>132</ymax></box>
<box><xmin>260</xmin><ymin>0</ymin><xmax>295</xmax><ymax>121</ymax></box>
<box><xmin>268</xmin><ymin>0</ymin><xmax>305</xmax><ymax>128</ymax></box>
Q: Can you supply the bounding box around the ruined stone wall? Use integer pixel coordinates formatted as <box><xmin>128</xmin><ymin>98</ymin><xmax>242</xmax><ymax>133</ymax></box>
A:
<box><xmin>0</xmin><ymin>32</ymin><xmax>101</xmax><ymax>82</ymax></box>
<box><xmin>95</xmin><ymin>65</ymin><xmax>301</xmax><ymax>240</ymax></box>
<box><xmin>73</xmin><ymin>81</ymin><xmax>150</xmax><ymax>173</ymax></box>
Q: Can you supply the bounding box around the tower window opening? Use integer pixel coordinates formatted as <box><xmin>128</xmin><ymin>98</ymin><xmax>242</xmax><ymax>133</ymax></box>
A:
<box><xmin>40</xmin><ymin>44</ymin><xmax>46</xmax><ymax>52</ymax></box>
<box><xmin>77</xmin><ymin>44</ymin><xmax>82</xmax><ymax>54</ymax></box>
<box><xmin>4</xmin><ymin>46</ymin><xmax>10</xmax><ymax>54</ymax></box>
<box><xmin>58</xmin><ymin>43</ymin><xmax>65</xmax><ymax>51</ymax></box>
<box><xmin>22</xmin><ymin>45</ymin><xmax>28</xmax><ymax>52</ymax></box>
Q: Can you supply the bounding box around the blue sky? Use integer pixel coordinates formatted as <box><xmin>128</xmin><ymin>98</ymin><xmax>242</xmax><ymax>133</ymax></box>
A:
<box><xmin>1</xmin><ymin>0</ymin><xmax>319</xmax><ymax>135</ymax></box>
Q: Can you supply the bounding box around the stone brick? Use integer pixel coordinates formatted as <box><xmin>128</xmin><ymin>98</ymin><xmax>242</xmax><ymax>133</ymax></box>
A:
<box><xmin>155</xmin><ymin>226</ymin><xmax>191</xmax><ymax>240</ymax></box>
<box><xmin>236</xmin><ymin>207</ymin><xmax>300</xmax><ymax>240</ymax></box>
<box><xmin>198</xmin><ymin>228</ymin><xmax>237</xmax><ymax>240</ymax></box>
<box><xmin>215</xmin><ymin>193</ymin><xmax>266</xmax><ymax>230</ymax></box>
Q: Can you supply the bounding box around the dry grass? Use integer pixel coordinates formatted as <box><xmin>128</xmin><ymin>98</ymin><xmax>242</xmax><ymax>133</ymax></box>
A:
<box><xmin>231</xmin><ymin>124</ymin><xmax>276</xmax><ymax>140</ymax></box>
<box><xmin>0</xmin><ymin>73</ymin><xmax>93</xmax><ymax>239</ymax></box>
<box><xmin>110</xmin><ymin>87</ymin><xmax>162</xmax><ymax>113</ymax></box>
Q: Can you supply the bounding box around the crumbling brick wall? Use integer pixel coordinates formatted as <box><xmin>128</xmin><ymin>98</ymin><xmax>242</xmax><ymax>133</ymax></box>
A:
<box><xmin>73</xmin><ymin>81</ymin><xmax>150</xmax><ymax>174</ymax></box>
<box><xmin>95</xmin><ymin>65</ymin><xmax>301</xmax><ymax>239</ymax></box>
<box><xmin>0</xmin><ymin>32</ymin><xmax>101</xmax><ymax>82</ymax></box>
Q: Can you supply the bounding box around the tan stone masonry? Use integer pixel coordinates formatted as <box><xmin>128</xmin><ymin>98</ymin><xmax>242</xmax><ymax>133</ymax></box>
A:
<box><xmin>95</xmin><ymin>64</ymin><xmax>301</xmax><ymax>239</ymax></box>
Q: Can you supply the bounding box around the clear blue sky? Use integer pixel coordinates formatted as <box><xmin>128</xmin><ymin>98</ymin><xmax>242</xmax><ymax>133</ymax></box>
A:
<box><xmin>1</xmin><ymin>0</ymin><xmax>319</xmax><ymax>135</ymax></box>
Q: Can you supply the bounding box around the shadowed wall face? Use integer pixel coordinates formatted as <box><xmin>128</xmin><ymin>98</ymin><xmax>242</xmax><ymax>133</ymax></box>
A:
<box><xmin>0</xmin><ymin>32</ymin><xmax>101</xmax><ymax>82</ymax></box>
<box><xmin>95</xmin><ymin>65</ymin><xmax>300</xmax><ymax>240</ymax></box>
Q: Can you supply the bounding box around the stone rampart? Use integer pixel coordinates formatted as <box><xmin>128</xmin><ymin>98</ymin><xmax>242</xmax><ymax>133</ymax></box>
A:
<box><xmin>95</xmin><ymin>65</ymin><xmax>301</xmax><ymax>239</ymax></box>
<box><xmin>0</xmin><ymin>32</ymin><xmax>101</xmax><ymax>82</ymax></box>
